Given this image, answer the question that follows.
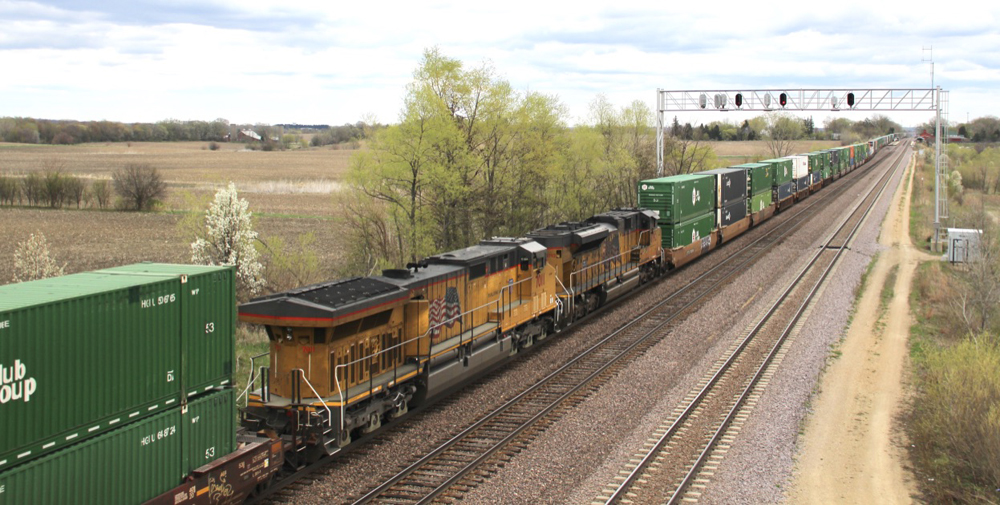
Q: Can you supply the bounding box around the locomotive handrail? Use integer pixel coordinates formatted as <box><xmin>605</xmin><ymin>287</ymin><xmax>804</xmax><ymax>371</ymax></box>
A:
<box><xmin>568</xmin><ymin>245</ymin><xmax>642</xmax><ymax>294</ymax></box>
<box><xmin>329</xmin><ymin>287</ymin><xmax>535</xmax><ymax>432</ymax></box>
<box><xmin>496</xmin><ymin>275</ymin><xmax>537</xmax><ymax>325</ymax></box>
<box><xmin>292</xmin><ymin>368</ymin><xmax>331</xmax><ymax>426</ymax></box>
<box><xmin>237</xmin><ymin>352</ymin><xmax>270</xmax><ymax>407</ymax></box>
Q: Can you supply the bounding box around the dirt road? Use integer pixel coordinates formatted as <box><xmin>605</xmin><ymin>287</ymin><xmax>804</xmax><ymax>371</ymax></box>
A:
<box><xmin>788</xmin><ymin>149</ymin><xmax>932</xmax><ymax>503</ymax></box>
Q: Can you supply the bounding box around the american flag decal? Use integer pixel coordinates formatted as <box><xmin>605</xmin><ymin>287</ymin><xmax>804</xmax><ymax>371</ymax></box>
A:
<box><xmin>429</xmin><ymin>287</ymin><xmax>461</xmax><ymax>336</ymax></box>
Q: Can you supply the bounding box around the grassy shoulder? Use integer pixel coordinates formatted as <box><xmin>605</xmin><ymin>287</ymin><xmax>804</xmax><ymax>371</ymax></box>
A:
<box><xmin>906</xmin><ymin>142</ymin><xmax>1000</xmax><ymax>502</ymax></box>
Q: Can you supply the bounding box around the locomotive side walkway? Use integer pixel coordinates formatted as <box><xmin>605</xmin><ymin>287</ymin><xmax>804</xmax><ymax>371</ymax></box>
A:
<box><xmin>788</xmin><ymin>149</ymin><xmax>930</xmax><ymax>503</ymax></box>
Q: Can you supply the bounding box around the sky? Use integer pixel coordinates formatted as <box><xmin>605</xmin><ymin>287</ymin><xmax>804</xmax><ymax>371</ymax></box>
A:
<box><xmin>2</xmin><ymin>1</ymin><xmax>998</xmax><ymax>128</ymax></box>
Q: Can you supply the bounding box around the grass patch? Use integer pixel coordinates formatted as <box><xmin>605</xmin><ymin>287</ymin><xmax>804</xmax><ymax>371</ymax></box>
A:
<box><xmin>234</xmin><ymin>324</ymin><xmax>270</xmax><ymax>407</ymax></box>
<box><xmin>879</xmin><ymin>264</ymin><xmax>899</xmax><ymax>313</ymax></box>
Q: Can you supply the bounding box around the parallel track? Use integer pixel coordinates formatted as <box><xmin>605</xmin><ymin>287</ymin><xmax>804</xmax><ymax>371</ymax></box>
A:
<box><xmin>347</xmin><ymin>147</ymin><xmax>904</xmax><ymax>505</ymax></box>
<box><xmin>597</xmin><ymin>143</ymin><xmax>909</xmax><ymax>504</ymax></box>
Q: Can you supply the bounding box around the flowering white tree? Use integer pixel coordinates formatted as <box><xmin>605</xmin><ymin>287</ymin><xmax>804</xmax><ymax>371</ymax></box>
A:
<box><xmin>191</xmin><ymin>182</ymin><xmax>266</xmax><ymax>297</ymax></box>
<box><xmin>13</xmin><ymin>233</ymin><xmax>65</xmax><ymax>282</ymax></box>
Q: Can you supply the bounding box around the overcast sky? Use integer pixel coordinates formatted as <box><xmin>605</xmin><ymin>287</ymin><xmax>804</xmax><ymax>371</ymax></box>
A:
<box><xmin>2</xmin><ymin>1</ymin><xmax>998</xmax><ymax>128</ymax></box>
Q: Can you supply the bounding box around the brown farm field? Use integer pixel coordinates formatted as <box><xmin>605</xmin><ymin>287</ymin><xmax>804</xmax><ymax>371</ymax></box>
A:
<box><xmin>0</xmin><ymin>141</ymin><xmax>357</xmax><ymax>284</ymax></box>
<box><xmin>0</xmin><ymin>139</ymin><xmax>845</xmax><ymax>285</ymax></box>
<box><xmin>706</xmin><ymin>140</ymin><xmax>843</xmax><ymax>165</ymax></box>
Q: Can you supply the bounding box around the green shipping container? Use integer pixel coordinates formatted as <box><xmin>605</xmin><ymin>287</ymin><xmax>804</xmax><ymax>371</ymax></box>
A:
<box><xmin>759</xmin><ymin>158</ymin><xmax>794</xmax><ymax>185</ymax></box>
<box><xmin>660</xmin><ymin>212</ymin><xmax>715</xmax><ymax>249</ymax></box>
<box><xmin>750</xmin><ymin>190</ymin><xmax>773</xmax><ymax>214</ymax></box>
<box><xmin>638</xmin><ymin>174</ymin><xmax>716</xmax><ymax>224</ymax></box>
<box><xmin>806</xmin><ymin>152</ymin><xmax>827</xmax><ymax>174</ymax></box>
<box><xmin>100</xmin><ymin>264</ymin><xmax>236</xmax><ymax>398</ymax></box>
<box><xmin>730</xmin><ymin>163</ymin><xmax>772</xmax><ymax>195</ymax></box>
<box><xmin>0</xmin><ymin>272</ymin><xmax>184</xmax><ymax>471</ymax></box>
<box><xmin>0</xmin><ymin>389</ymin><xmax>235</xmax><ymax>505</ymax></box>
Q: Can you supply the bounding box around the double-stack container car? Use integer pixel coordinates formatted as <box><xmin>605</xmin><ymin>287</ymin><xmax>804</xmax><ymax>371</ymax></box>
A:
<box><xmin>760</xmin><ymin>158</ymin><xmax>795</xmax><ymax>211</ymax></box>
<box><xmin>638</xmin><ymin>174</ymin><xmax>717</xmax><ymax>267</ymax></box>
<box><xmin>731</xmin><ymin>162</ymin><xmax>775</xmax><ymax>225</ymax></box>
<box><xmin>0</xmin><ymin>263</ymin><xmax>277</xmax><ymax>505</ymax></box>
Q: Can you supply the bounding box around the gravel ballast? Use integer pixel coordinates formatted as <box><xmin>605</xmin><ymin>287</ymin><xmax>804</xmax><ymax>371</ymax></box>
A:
<box><xmin>277</xmin><ymin>150</ymin><xmax>907</xmax><ymax>505</ymax></box>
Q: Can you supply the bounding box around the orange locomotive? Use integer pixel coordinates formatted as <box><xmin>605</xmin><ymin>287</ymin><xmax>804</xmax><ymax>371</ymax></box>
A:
<box><xmin>237</xmin><ymin>208</ymin><xmax>663</xmax><ymax>462</ymax></box>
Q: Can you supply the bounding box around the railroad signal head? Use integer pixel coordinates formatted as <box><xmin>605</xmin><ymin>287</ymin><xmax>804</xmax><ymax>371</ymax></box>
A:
<box><xmin>699</xmin><ymin>93</ymin><xmax>708</xmax><ymax>109</ymax></box>
<box><xmin>847</xmin><ymin>92</ymin><xmax>855</xmax><ymax>107</ymax></box>
<box><xmin>735</xmin><ymin>93</ymin><xmax>743</xmax><ymax>108</ymax></box>
<box><xmin>779</xmin><ymin>93</ymin><xmax>788</xmax><ymax>107</ymax></box>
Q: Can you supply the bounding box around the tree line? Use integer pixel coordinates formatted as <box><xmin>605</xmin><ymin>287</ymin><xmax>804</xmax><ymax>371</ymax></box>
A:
<box><xmin>339</xmin><ymin>48</ymin><xmax>906</xmax><ymax>275</ymax></box>
<box><xmin>0</xmin><ymin>116</ymin><xmax>383</xmax><ymax>147</ymax></box>
<box><xmin>0</xmin><ymin>164</ymin><xmax>166</xmax><ymax>211</ymax></box>
<box><xmin>671</xmin><ymin>113</ymin><xmax>901</xmax><ymax>143</ymax></box>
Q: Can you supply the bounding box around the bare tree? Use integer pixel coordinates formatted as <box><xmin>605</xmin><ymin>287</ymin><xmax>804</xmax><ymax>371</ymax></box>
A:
<box><xmin>763</xmin><ymin>112</ymin><xmax>804</xmax><ymax>158</ymax></box>
<box><xmin>954</xmin><ymin>204</ymin><xmax>1000</xmax><ymax>336</ymax></box>
<box><xmin>662</xmin><ymin>137</ymin><xmax>716</xmax><ymax>175</ymax></box>
<box><xmin>113</xmin><ymin>163</ymin><xmax>166</xmax><ymax>211</ymax></box>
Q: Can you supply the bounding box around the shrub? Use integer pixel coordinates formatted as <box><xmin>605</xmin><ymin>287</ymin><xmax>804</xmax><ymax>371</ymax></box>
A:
<box><xmin>909</xmin><ymin>337</ymin><xmax>1000</xmax><ymax>502</ymax></box>
<box><xmin>63</xmin><ymin>175</ymin><xmax>86</xmax><ymax>208</ymax></box>
<box><xmin>112</xmin><ymin>163</ymin><xmax>166</xmax><ymax>211</ymax></box>
<box><xmin>12</xmin><ymin>233</ymin><xmax>65</xmax><ymax>282</ymax></box>
<box><xmin>22</xmin><ymin>172</ymin><xmax>44</xmax><ymax>206</ymax></box>
<box><xmin>43</xmin><ymin>170</ymin><xmax>66</xmax><ymax>208</ymax></box>
<box><xmin>0</xmin><ymin>173</ymin><xmax>20</xmax><ymax>205</ymax></box>
<box><xmin>208</xmin><ymin>141</ymin><xmax>220</xmax><ymax>151</ymax></box>
<box><xmin>51</xmin><ymin>132</ymin><xmax>76</xmax><ymax>145</ymax></box>
<box><xmin>91</xmin><ymin>179</ymin><xmax>111</xmax><ymax>209</ymax></box>
<box><xmin>260</xmin><ymin>233</ymin><xmax>321</xmax><ymax>293</ymax></box>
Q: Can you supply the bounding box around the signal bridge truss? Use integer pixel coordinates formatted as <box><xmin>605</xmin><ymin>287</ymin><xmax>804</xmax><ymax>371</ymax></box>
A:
<box><xmin>656</xmin><ymin>87</ymin><xmax>938</xmax><ymax>176</ymax></box>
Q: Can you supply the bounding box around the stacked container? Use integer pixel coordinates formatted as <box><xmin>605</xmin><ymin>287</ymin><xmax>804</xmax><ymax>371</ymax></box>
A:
<box><xmin>700</xmin><ymin>168</ymin><xmax>748</xmax><ymax>228</ymax></box>
<box><xmin>0</xmin><ymin>263</ymin><xmax>236</xmax><ymax>504</ymax></box>
<box><xmin>789</xmin><ymin>155</ymin><xmax>811</xmax><ymax>194</ymax></box>
<box><xmin>731</xmin><ymin>162</ymin><xmax>774</xmax><ymax>216</ymax></box>
<box><xmin>0</xmin><ymin>389</ymin><xmax>235</xmax><ymax>505</ymax></box>
<box><xmin>638</xmin><ymin>174</ymin><xmax>716</xmax><ymax>249</ymax></box>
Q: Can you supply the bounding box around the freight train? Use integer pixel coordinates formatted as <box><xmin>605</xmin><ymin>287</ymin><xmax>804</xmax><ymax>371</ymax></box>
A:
<box><xmin>0</xmin><ymin>133</ymin><xmax>898</xmax><ymax>505</ymax></box>
<box><xmin>235</xmin><ymin>134</ymin><xmax>898</xmax><ymax>465</ymax></box>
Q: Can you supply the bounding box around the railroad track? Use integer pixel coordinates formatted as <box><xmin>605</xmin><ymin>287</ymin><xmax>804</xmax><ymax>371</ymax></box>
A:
<box><xmin>596</xmin><ymin>143</ymin><xmax>909</xmax><ymax>505</ymax></box>
<box><xmin>346</xmin><ymin>147</ymin><xmax>905</xmax><ymax>505</ymax></box>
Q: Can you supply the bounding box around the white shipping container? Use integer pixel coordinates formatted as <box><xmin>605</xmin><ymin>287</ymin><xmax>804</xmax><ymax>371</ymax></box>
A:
<box><xmin>789</xmin><ymin>155</ymin><xmax>810</xmax><ymax>179</ymax></box>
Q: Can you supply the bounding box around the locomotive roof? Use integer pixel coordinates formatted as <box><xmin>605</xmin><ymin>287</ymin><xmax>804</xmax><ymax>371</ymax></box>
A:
<box><xmin>239</xmin><ymin>276</ymin><xmax>409</xmax><ymax>324</ymax></box>
<box><xmin>527</xmin><ymin>220</ymin><xmax>612</xmax><ymax>248</ymax></box>
<box><xmin>426</xmin><ymin>242</ymin><xmax>516</xmax><ymax>265</ymax></box>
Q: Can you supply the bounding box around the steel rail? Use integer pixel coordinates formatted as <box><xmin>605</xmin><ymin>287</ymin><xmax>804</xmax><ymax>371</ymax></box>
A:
<box><xmin>601</xmin><ymin>142</ymin><xmax>908</xmax><ymax>504</ymax></box>
<box><xmin>351</xmin><ymin>147</ymin><xmax>900</xmax><ymax>505</ymax></box>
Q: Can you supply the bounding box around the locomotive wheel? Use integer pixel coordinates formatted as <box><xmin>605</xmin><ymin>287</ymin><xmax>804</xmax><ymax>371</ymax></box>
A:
<box><xmin>390</xmin><ymin>400</ymin><xmax>409</xmax><ymax>419</ymax></box>
<box><xmin>361</xmin><ymin>412</ymin><xmax>382</xmax><ymax>434</ymax></box>
<box><xmin>335</xmin><ymin>430</ymin><xmax>352</xmax><ymax>448</ymax></box>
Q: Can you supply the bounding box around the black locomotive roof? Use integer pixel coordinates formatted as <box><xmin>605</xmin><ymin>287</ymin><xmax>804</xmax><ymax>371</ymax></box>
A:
<box><xmin>527</xmin><ymin>221</ymin><xmax>611</xmax><ymax>249</ymax></box>
<box><xmin>239</xmin><ymin>276</ymin><xmax>408</xmax><ymax>323</ymax></box>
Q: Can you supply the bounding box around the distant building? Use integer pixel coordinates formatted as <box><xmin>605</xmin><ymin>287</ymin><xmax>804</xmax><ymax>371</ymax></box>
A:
<box><xmin>238</xmin><ymin>129</ymin><xmax>262</xmax><ymax>142</ymax></box>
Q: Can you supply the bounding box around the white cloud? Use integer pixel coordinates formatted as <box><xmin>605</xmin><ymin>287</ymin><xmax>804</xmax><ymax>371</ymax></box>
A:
<box><xmin>1</xmin><ymin>0</ymin><xmax>998</xmax><ymax>126</ymax></box>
